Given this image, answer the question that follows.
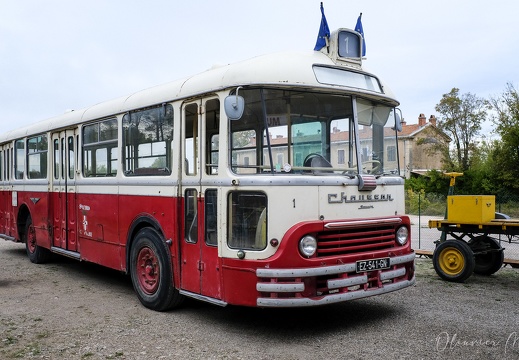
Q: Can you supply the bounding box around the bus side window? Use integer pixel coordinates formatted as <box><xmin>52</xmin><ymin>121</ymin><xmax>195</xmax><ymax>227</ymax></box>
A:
<box><xmin>184</xmin><ymin>103</ymin><xmax>198</xmax><ymax>176</ymax></box>
<box><xmin>83</xmin><ymin>118</ymin><xmax>118</xmax><ymax>177</ymax></box>
<box><xmin>68</xmin><ymin>136</ymin><xmax>74</xmax><ymax>179</ymax></box>
<box><xmin>7</xmin><ymin>148</ymin><xmax>10</xmax><ymax>180</ymax></box>
<box><xmin>205</xmin><ymin>189</ymin><xmax>217</xmax><ymax>246</ymax></box>
<box><xmin>227</xmin><ymin>191</ymin><xmax>267</xmax><ymax>250</ymax></box>
<box><xmin>53</xmin><ymin>139</ymin><xmax>59</xmax><ymax>180</ymax></box>
<box><xmin>15</xmin><ymin>139</ymin><xmax>24</xmax><ymax>179</ymax></box>
<box><xmin>205</xmin><ymin>99</ymin><xmax>219</xmax><ymax>175</ymax></box>
<box><xmin>27</xmin><ymin>135</ymin><xmax>48</xmax><ymax>179</ymax></box>
<box><xmin>184</xmin><ymin>189</ymin><xmax>198</xmax><ymax>243</ymax></box>
<box><xmin>123</xmin><ymin>105</ymin><xmax>173</xmax><ymax>176</ymax></box>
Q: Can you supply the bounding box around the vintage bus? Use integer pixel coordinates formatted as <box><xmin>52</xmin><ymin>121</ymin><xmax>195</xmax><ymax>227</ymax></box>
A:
<box><xmin>0</xmin><ymin>28</ymin><xmax>415</xmax><ymax>311</ymax></box>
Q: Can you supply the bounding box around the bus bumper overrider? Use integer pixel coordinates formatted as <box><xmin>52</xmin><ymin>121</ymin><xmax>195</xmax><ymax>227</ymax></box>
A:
<box><xmin>256</xmin><ymin>252</ymin><xmax>415</xmax><ymax>307</ymax></box>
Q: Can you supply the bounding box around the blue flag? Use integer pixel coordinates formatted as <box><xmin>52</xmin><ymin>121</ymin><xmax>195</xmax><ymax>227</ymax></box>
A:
<box><xmin>355</xmin><ymin>13</ymin><xmax>366</xmax><ymax>56</ymax></box>
<box><xmin>314</xmin><ymin>2</ymin><xmax>330</xmax><ymax>51</ymax></box>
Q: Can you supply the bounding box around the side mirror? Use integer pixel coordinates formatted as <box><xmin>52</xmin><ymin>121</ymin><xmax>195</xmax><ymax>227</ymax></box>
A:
<box><xmin>394</xmin><ymin>108</ymin><xmax>403</xmax><ymax>132</ymax></box>
<box><xmin>224</xmin><ymin>87</ymin><xmax>245</xmax><ymax>120</ymax></box>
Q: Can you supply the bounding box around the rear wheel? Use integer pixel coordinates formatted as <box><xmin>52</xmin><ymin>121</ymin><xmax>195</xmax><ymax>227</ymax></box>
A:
<box><xmin>130</xmin><ymin>228</ymin><xmax>183</xmax><ymax>311</ymax></box>
<box><xmin>24</xmin><ymin>216</ymin><xmax>51</xmax><ymax>264</ymax></box>
<box><xmin>433</xmin><ymin>240</ymin><xmax>475</xmax><ymax>282</ymax></box>
<box><xmin>470</xmin><ymin>236</ymin><xmax>504</xmax><ymax>276</ymax></box>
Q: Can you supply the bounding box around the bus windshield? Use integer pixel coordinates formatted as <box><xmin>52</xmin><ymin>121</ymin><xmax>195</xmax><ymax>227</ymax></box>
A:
<box><xmin>230</xmin><ymin>88</ymin><xmax>399</xmax><ymax>176</ymax></box>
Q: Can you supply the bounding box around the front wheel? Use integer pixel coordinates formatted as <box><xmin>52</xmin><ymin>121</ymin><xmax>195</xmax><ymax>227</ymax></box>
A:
<box><xmin>129</xmin><ymin>228</ymin><xmax>184</xmax><ymax>311</ymax></box>
<box><xmin>433</xmin><ymin>240</ymin><xmax>475</xmax><ymax>282</ymax></box>
<box><xmin>24</xmin><ymin>216</ymin><xmax>51</xmax><ymax>264</ymax></box>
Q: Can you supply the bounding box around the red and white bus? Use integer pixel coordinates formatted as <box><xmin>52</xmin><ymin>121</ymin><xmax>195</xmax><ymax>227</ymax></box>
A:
<box><xmin>0</xmin><ymin>27</ymin><xmax>415</xmax><ymax>311</ymax></box>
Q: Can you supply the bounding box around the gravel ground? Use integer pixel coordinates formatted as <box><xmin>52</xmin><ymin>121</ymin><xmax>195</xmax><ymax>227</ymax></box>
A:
<box><xmin>1</xmin><ymin>239</ymin><xmax>519</xmax><ymax>360</ymax></box>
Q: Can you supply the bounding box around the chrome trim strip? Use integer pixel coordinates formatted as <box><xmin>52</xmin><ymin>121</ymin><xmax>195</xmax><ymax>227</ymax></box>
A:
<box><xmin>256</xmin><ymin>252</ymin><xmax>414</xmax><ymax>278</ymax></box>
<box><xmin>380</xmin><ymin>267</ymin><xmax>406</xmax><ymax>281</ymax></box>
<box><xmin>324</xmin><ymin>217</ymin><xmax>402</xmax><ymax>229</ymax></box>
<box><xmin>390</xmin><ymin>252</ymin><xmax>415</xmax><ymax>266</ymax></box>
<box><xmin>257</xmin><ymin>276</ymin><xmax>416</xmax><ymax>307</ymax></box>
<box><xmin>257</xmin><ymin>263</ymin><xmax>356</xmax><ymax>278</ymax></box>
<box><xmin>179</xmin><ymin>290</ymin><xmax>228</xmax><ymax>307</ymax></box>
<box><xmin>50</xmin><ymin>246</ymin><xmax>80</xmax><ymax>260</ymax></box>
<box><xmin>256</xmin><ymin>283</ymin><xmax>305</xmax><ymax>292</ymax></box>
<box><xmin>0</xmin><ymin>234</ymin><xmax>16</xmax><ymax>241</ymax></box>
<box><xmin>327</xmin><ymin>275</ymin><xmax>367</xmax><ymax>290</ymax></box>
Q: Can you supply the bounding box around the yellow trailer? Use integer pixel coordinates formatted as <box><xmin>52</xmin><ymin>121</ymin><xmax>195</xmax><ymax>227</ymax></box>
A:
<box><xmin>428</xmin><ymin>173</ymin><xmax>517</xmax><ymax>282</ymax></box>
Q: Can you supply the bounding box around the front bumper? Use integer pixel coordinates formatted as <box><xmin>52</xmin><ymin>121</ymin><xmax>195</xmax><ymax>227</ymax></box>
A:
<box><xmin>256</xmin><ymin>252</ymin><xmax>415</xmax><ymax>307</ymax></box>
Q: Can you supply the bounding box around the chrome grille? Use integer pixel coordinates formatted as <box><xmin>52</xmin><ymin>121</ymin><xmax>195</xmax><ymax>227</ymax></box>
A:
<box><xmin>316</xmin><ymin>225</ymin><xmax>395</xmax><ymax>257</ymax></box>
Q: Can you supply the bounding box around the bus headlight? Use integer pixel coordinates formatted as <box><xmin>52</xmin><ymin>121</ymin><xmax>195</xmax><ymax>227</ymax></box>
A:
<box><xmin>396</xmin><ymin>226</ymin><xmax>409</xmax><ymax>245</ymax></box>
<box><xmin>299</xmin><ymin>235</ymin><xmax>317</xmax><ymax>257</ymax></box>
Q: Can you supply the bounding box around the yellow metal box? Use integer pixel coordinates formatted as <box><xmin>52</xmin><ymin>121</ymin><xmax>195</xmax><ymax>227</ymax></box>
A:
<box><xmin>447</xmin><ymin>195</ymin><xmax>495</xmax><ymax>223</ymax></box>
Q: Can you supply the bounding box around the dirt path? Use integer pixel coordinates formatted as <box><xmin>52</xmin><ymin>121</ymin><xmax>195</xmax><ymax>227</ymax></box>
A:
<box><xmin>1</xmin><ymin>240</ymin><xmax>519</xmax><ymax>359</ymax></box>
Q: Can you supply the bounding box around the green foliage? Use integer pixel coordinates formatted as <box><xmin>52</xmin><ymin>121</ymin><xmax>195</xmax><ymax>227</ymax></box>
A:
<box><xmin>488</xmin><ymin>83</ymin><xmax>519</xmax><ymax>192</ymax></box>
<box><xmin>405</xmin><ymin>170</ymin><xmax>449</xmax><ymax>195</ymax></box>
<box><xmin>405</xmin><ymin>188</ymin><xmax>428</xmax><ymax>214</ymax></box>
<box><xmin>406</xmin><ymin>83</ymin><xmax>519</xmax><ymax>214</ymax></box>
<box><xmin>434</xmin><ymin>87</ymin><xmax>488</xmax><ymax>171</ymax></box>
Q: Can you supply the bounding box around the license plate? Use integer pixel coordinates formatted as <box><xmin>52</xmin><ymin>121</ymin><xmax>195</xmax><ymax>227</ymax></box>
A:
<box><xmin>356</xmin><ymin>258</ymin><xmax>390</xmax><ymax>273</ymax></box>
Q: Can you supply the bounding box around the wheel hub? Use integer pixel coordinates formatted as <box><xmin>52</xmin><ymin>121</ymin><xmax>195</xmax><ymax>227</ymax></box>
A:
<box><xmin>439</xmin><ymin>248</ymin><xmax>465</xmax><ymax>275</ymax></box>
<box><xmin>137</xmin><ymin>247</ymin><xmax>160</xmax><ymax>294</ymax></box>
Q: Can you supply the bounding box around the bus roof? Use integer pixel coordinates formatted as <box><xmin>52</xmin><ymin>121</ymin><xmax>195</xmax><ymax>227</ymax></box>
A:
<box><xmin>1</xmin><ymin>50</ymin><xmax>398</xmax><ymax>143</ymax></box>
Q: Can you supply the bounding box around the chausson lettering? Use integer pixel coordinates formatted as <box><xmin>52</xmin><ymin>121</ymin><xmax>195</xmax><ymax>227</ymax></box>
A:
<box><xmin>328</xmin><ymin>192</ymin><xmax>394</xmax><ymax>204</ymax></box>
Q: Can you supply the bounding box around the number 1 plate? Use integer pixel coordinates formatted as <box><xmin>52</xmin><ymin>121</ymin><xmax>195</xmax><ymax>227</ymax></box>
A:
<box><xmin>356</xmin><ymin>258</ymin><xmax>390</xmax><ymax>273</ymax></box>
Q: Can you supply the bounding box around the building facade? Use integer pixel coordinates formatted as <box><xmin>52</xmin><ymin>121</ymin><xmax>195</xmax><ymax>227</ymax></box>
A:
<box><xmin>398</xmin><ymin>114</ymin><xmax>451</xmax><ymax>179</ymax></box>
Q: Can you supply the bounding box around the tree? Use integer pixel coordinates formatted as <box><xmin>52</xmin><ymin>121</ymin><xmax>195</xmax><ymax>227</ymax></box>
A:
<box><xmin>435</xmin><ymin>88</ymin><xmax>488</xmax><ymax>171</ymax></box>
<box><xmin>488</xmin><ymin>83</ymin><xmax>519</xmax><ymax>192</ymax></box>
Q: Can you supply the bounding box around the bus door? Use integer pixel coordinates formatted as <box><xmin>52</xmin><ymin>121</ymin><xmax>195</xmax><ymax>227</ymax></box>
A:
<box><xmin>4</xmin><ymin>144</ymin><xmax>15</xmax><ymax>237</ymax></box>
<box><xmin>180</xmin><ymin>98</ymin><xmax>222</xmax><ymax>301</ymax></box>
<box><xmin>51</xmin><ymin>130</ymin><xmax>78</xmax><ymax>253</ymax></box>
<box><xmin>0</xmin><ymin>145</ymin><xmax>11</xmax><ymax>236</ymax></box>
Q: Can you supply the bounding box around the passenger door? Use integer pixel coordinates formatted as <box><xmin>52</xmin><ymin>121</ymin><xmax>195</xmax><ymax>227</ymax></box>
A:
<box><xmin>180</xmin><ymin>98</ymin><xmax>222</xmax><ymax>300</ymax></box>
<box><xmin>0</xmin><ymin>145</ymin><xmax>12</xmax><ymax>236</ymax></box>
<box><xmin>51</xmin><ymin>130</ymin><xmax>78</xmax><ymax>253</ymax></box>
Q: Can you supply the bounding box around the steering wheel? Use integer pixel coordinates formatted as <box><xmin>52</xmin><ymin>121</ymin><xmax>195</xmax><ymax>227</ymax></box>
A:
<box><xmin>363</xmin><ymin>160</ymin><xmax>381</xmax><ymax>173</ymax></box>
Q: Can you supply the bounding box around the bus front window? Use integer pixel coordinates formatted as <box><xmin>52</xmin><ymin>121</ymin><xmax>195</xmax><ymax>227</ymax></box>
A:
<box><xmin>356</xmin><ymin>98</ymin><xmax>399</xmax><ymax>175</ymax></box>
<box><xmin>229</xmin><ymin>89</ymin><xmax>399</xmax><ymax>176</ymax></box>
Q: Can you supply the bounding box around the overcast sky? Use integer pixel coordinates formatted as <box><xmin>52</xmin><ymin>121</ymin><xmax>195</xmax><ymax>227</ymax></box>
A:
<box><xmin>1</xmin><ymin>0</ymin><xmax>517</xmax><ymax>136</ymax></box>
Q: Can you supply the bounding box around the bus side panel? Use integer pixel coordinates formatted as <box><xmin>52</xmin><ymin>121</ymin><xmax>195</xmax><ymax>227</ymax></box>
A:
<box><xmin>0</xmin><ymin>189</ymin><xmax>15</xmax><ymax>239</ymax></box>
<box><xmin>66</xmin><ymin>191</ymin><xmax>77</xmax><ymax>252</ymax></box>
<box><xmin>5</xmin><ymin>190</ymin><xmax>17</xmax><ymax>239</ymax></box>
<box><xmin>17</xmin><ymin>190</ymin><xmax>52</xmax><ymax>249</ymax></box>
<box><xmin>76</xmin><ymin>192</ymin><xmax>120</xmax><ymax>270</ymax></box>
<box><xmin>0</xmin><ymin>188</ymin><xmax>8</xmax><ymax>236</ymax></box>
<box><xmin>221</xmin><ymin>259</ymin><xmax>259</xmax><ymax>307</ymax></box>
<box><xmin>117</xmin><ymin>194</ymin><xmax>179</xmax><ymax>276</ymax></box>
<box><xmin>50</xmin><ymin>191</ymin><xmax>61</xmax><ymax>247</ymax></box>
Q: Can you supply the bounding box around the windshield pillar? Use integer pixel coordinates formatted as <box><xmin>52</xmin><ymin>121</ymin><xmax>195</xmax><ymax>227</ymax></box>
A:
<box><xmin>351</xmin><ymin>96</ymin><xmax>363</xmax><ymax>174</ymax></box>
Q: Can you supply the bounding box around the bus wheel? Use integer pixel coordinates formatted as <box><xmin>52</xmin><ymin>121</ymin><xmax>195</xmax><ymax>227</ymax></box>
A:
<box><xmin>24</xmin><ymin>217</ymin><xmax>51</xmax><ymax>264</ymax></box>
<box><xmin>433</xmin><ymin>240</ymin><xmax>475</xmax><ymax>282</ymax></box>
<box><xmin>470</xmin><ymin>236</ymin><xmax>504</xmax><ymax>276</ymax></box>
<box><xmin>130</xmin><ymin>228</ymin><xmax>183</xmax><ymax>311</ymax></box>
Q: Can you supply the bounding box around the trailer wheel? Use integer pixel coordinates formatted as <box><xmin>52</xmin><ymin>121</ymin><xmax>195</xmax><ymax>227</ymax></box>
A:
<box><xmin>470</xmin><ymin>236</ymin><xmax>504</xmax><ymax>276</ymax></box>
<box><xmin>24</xmin><ymin>216</ymin><xmax>51</xmax><ymax>264</ymax></box>
<box><xmin>433</xmin><ymin>240</ymin><xmax>475</xmax><ymax>282</ymax></box>
<box><xmin>130</xmin><ymin>228</ymin><xmax>183</xmax><ymax>311</ymax></box>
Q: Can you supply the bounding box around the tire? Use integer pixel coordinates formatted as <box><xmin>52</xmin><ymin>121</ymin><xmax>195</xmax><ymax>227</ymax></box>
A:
<box><xmin>24</xmin><ymin>216</ymin><xmax>51</xmax><ymax>264</ymax></box>
<box><xmin>433</xmin><ymin>240</ymin><xmax>475</xmax><ymax>282</ymax></box>
<box><xmin>129</xmin><ymin>228</ymin><xmax>184</xmax><ymax>311</ymax></box>
<box><xmin>470</xmin><ymin>236</ymin><xmax>504</xmax><ymax>276</ymax></box>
